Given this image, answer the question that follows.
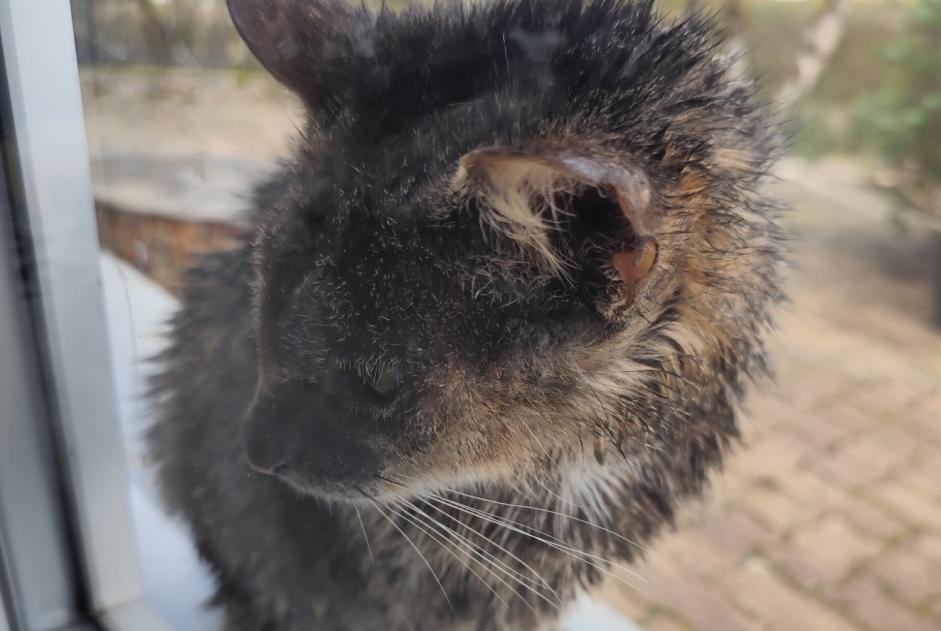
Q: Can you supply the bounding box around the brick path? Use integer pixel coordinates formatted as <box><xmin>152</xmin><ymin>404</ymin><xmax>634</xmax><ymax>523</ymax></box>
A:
<box><xmin>603</xmin><ymin>159</ymin><xmax>941</xmax><ymax>630</ymax></box>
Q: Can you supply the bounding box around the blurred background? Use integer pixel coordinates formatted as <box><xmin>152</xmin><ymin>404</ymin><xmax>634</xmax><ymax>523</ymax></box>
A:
<box><xmin>67</xmin><ymin>0</ymin><xmax>941</xmax><ymax>629</ymax></box>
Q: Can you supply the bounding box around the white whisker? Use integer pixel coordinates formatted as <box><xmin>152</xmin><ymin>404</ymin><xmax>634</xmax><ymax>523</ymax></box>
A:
<box><xmin>427</xmin><ymin>493</ymin><xmax>647</xmax><ymax>592</ymax></box>
<box><xmin>358</xmin><ymin>490</ymin><xmax>455</xmax><ymax>615</ymax></box>
<box><xmin>444</xmin><ymin>487</ymin><xmax>650</xmax><ymax>555</ymax></box>
<box><xmin>419</xmin><ymin>497</ymin><xmax>562</xmax><ymax>604</ymax></box>
<box><xmin>406</xmin><ymin>499</ymin><xmax>562</xmax><ymax>610</ymax></box>
<box><xmin>390</xmin><ymin>499</ymin><xmax>512</xmax><ymax>611</ymax></box>
<box><xmin>353</xmin><ymin>505</ymin><xmax>374</xmax><ymax>563</ymax></box>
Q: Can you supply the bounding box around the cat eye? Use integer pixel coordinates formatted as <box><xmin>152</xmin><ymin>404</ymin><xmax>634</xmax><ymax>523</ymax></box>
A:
<box><xmin>364</xmin><ymin>367</ymin><xmax>398</xmax><ymax>398</ymax></box>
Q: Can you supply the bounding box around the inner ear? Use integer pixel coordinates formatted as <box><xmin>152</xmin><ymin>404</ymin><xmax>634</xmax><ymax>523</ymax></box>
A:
<box><xmin>554</xmin><ymin>184</ymin><xmax>659</xmax><ymax>303</ymax></box>
<box><xmin>454</xmin><ymin>148</ymin><xmax>659</xmax><ymax>299</ymax></box>
<box><xmin>562</xmin><ymin>184</ymin><xmax>634</xmax><ymax>249</ymax></box>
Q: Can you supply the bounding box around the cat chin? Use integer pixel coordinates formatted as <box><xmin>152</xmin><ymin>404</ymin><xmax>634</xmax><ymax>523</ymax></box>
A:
<box><xmin>266</xmin><ymin>466</ymin><xmax>432</xmax><ymax>505</ymax></box>
<box><xmin>268</xmin><ymin>456</ymin><xmax>556</xmax><ymax>506</ymax></box>
<box><xmin>269</xmin><ymin>473</ymin><xmax>381</xmax><ymax>504</ymax></box>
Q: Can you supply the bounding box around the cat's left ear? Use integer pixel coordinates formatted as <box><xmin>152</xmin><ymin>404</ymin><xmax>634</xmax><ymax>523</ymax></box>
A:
<box><xmin>227</xmin><ymin>0</ymin><xmax>367</xmax><ymax>109</ymax></box>
<box><xmin>453</xmin><ymin>147</ymin><xmax>659</xmax><ymax>302</ymax></box>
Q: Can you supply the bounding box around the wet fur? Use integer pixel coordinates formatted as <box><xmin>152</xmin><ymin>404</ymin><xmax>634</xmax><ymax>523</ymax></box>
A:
<box><xmin>148</xmin><ymin>0</ymin><xmax>785</xmax><ymax>629</ymax></box>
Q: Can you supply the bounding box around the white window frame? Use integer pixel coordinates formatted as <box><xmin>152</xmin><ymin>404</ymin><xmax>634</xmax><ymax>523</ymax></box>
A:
<box><xmin>0</xmin><ymin>2</ymin><xmax>169</xmax><ymax>630</ymax></box>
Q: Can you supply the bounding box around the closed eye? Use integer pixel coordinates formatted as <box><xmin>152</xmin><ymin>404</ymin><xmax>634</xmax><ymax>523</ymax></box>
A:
<box><xmin>325</xmin><ymin>357</ymin><xmax>402</xmax><ymax>405</ymax></box>
<box><xmin>365</xmin><ymin>366</ymin><xmax>398</xmax><ymax>397</ymax></box>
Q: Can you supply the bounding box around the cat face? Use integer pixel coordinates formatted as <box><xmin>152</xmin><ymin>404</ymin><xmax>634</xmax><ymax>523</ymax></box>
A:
<box><xmin>233</xmin><ymin>0</ymin><xmax>783</xmax><ymax>502</ymax></box>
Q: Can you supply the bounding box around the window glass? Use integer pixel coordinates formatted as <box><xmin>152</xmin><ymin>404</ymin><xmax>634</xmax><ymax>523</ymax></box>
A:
<box><xmin>71</xmin><ymin>2</ymin><xmax>296</xmax><ymax>629</ymax></box>
<box><xmin>62</xmin><ymin>1</ymin><xmax>941</xmax><ymax>630</ymax></box>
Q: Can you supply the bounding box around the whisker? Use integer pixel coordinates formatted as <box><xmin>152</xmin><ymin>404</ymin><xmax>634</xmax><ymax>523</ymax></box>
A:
<box><xmin>353</xmin><ymin>505</ymin><xmax>374</xmax><ymax>564</ymax></box>
<box><xmin>443</xmin><ymin>487</ymin><xmax>650</xmax><ymax>555</ymax></box>
<box><xmin>426</xmin><ymin>493</ymin><xmax>647</xmax><ymax>591</ymax></box>
<box><xmin>407</xmin><ymin>499</ymin><xmax>562</xmax><ymax>610</ymax></box>
<box><xmin>376</xmin><ymin>472</ymin><xmax>410</xmax><ymax>489</ymax></box>
<box><xmin>399</xmin><ymin>499</ymin><xmax>536</xmax><ymax>612</ymax></box>
<box><xmin>380</xmin><ymin>473</ymin><xmax>647</xmax><ymax>590</ymax></box>
<box><xmin>376</xmin><ymin>474</ymin><xmax>516</xmax><ymax>609</ymax></box>
<box><xmin>529</xmin><ymin>472</ymin><xmax>581</xmax><ymax>511</ymax></box>
<box><xmin>417</xmin><ymin>498</ymin><xmax>563</xmax><ymax>608</ymax></box>
<box><xmin>357</xmin><ymin>489</ymin><xmax>455</xmax><ymax>616</ymax></box>
<box><xmin>390</xmin><ymin>499</ymin><xmax>512</xmax><ymax>611</ymax></box>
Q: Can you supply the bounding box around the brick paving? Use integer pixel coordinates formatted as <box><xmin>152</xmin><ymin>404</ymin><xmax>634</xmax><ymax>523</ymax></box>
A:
<box><xmin>603</xmin><ymin>159</ymin><xmax>941</xmax><ymax>630</ymax></box>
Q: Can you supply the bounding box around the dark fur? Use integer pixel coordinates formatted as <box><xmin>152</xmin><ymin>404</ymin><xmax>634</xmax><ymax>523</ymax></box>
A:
<box><xmin>149</xmin><ymin>0</ymin><xmax>785</xmax><ymax>629</ymax></box>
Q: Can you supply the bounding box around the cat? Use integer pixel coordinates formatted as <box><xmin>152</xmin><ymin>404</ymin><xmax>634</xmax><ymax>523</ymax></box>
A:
<box><xmin>148</xmin><ymin>0</ymin><xmax>785</xmax><ymax>629</ymax></box>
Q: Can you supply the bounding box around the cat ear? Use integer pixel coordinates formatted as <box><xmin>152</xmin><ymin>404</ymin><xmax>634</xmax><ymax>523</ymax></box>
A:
<box><xmin>453</xmin><ymin>147</ymin><xmax>659</xmax><ymax>300</ymax></box>
<box><xmin>227</xmin><ymin>0</ymin><xmax>365</xmax><ymax>108</ymax></box>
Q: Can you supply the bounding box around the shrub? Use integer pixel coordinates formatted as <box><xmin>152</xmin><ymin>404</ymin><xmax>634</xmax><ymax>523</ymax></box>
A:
<box><xmin>854</xmin><ymin>0</ymin><xmax>941</xmax><ymax>209</ymax></box>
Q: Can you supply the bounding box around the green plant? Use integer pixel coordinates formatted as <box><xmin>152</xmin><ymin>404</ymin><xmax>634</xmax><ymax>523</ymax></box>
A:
<box><xmin>854</xmin><ymin>0</ymin><xmax>941</xmax><ymax>203</ymax></box>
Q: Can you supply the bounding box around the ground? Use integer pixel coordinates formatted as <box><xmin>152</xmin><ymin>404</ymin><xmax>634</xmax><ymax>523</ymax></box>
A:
<box><xmin>83</xmin><ymin>68</ymin><xmax>941</xmax><ymax>631</ymax></box>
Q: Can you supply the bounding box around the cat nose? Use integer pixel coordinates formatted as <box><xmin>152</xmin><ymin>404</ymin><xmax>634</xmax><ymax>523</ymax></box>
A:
<box><xmin>243</xmin><ymin>400</ymin><xmax>289</xmax><ymax>476</ymax></box>
<box><xmin>249</xmin><ymin>460</ymin><xmax>288</xmax><ymax>476</ymax></box>
<box><xmin>241</xmin><ymin>379</ymin><xmax>386</xmax><ymax>489</ymax></box>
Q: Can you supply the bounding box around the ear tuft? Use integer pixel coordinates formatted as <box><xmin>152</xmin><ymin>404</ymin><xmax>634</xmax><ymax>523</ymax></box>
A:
<box><xmin>453</xmin><ymin>147</ymin><xmax>658</xmax><ymax>299</ymax></box>
<box><xmin>454</xmin><ymin>151</ymin><xmax>585</xmax><ymax>277</ymax></box>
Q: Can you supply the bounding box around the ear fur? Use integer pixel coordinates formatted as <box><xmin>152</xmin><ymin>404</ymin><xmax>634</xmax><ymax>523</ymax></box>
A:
<box><xmin>453</xmin><ymin>147</ymin><xmax>658</xmax><ymax>290</ymax></box>
<box><xmin>455</xmin><ymin>151</ymin><xmax>584</xmax><ymax>276</ymax></box>
<box><xmin>227</xmin><ymin>0</ymin><xmax>367</xmax><ymax>109</ymax></box>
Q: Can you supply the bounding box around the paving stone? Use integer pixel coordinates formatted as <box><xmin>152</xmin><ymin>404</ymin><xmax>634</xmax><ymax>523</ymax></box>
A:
<box><xmin>773</xmin><ymin>367</ymin><xmax>855</xmax><ymax>414</ymax></box>
<box><xmin>924</xmin><ymin>595</ymin><xmax>941</xmax><ymax>620</ymax></box>
<box><xmin>869</xmin><ymin>537</ymin><xmax>941</xmax><ymax>606</ymax></box>
<box><xmin>643</xmin><ymin>613</ymin><xmax>694</xmax><ymax>631</ymax></box>
<box><xmin>768</xmin><ymin>514</ymin><xmax>881</xmax><ymax>589</ymax></box>
<box><xmin>781</xmin><ymin>406</ymin><xmax>865</xmax><ymax>452</ymax></box>
<box><xmin>827</xmin><ymin>493</ymin><xmax>908</xmax><ymax>541</ymax></box>
<box><xmin>725</xmin><ymin>433</ymin><xmax>808</xmax><ymax>482</ymax></box>
<box><xmin>843</xmin><ymin>377</ymin><xmax>926</xmax><ymax>421</ymax></box>
<box><xmin>893</xmin><ymin>467</ymin><xmax>941</xmax><ymax>503</ymax></box>
<box><xmin>773</xmin><ymin>469</ymin><xmax>845</xmax><ymax>507</ymax></box>
<box><xmin>810</xmin><ymin>430</ymin><xmax>918</xmax><ymax>490</ymax></box>
<box><xmin>901</xmin><ymin>395</ymin><xmax>941</xmax><ymax>447</ymax></box>
<box><xmin>733</xmin><ymin>481</ymin><xmax>817</xmax><ymax>534</ymax></box>
<box><xmin>910</xmin><ymin>453</ymin><xmax>941</xmax><ymax>497</ymax></box>
<box><xmin>653</xmin><ymin>529</ymin><xmax>735</xmax><ymax>579</ymax></box>
<box><xmin>724</xmin><ymin>558</ymin><xmax>859</xmax><ymax>631</ymax></box>
<box><xmin>867</xmin><ymin>480</ymin><xmax>941</xmax><ymax>529</ymax></box>
<box><xmin>656</xmin><ymin>510</ymin><xmax>772</xmax><ymax>576</ymax></box>
<box><xmin>634</xmin><ymin>557</ymin><xmax>754</xmax><ymax>631</ymax></box>
<box><xmin>688</xmin><ymin>510</ymin><xmax>774</xmax><ymax>565</ymax></box>
<box><xmin>833</xmin><ymin>574</ymin><xmax>941</xmax><ymax>631</ymax></box>
<box><xmin>910</xmin><ymin>534</ymin><xmax>941</xmax><ymax>567</ymax></box>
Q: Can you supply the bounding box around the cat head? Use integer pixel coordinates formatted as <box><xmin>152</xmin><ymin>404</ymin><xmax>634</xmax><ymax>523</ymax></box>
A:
<box><xmin>233</xmin><ymin>0</ymin><xmax>784</xmax><ymax>502</ymax></box>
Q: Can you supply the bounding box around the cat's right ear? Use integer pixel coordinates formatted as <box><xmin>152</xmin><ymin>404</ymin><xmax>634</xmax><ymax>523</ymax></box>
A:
<box><xmin>227</xmin><ymin>0</ymin><xmax>365</xmax><ymax>109</ymax></box>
